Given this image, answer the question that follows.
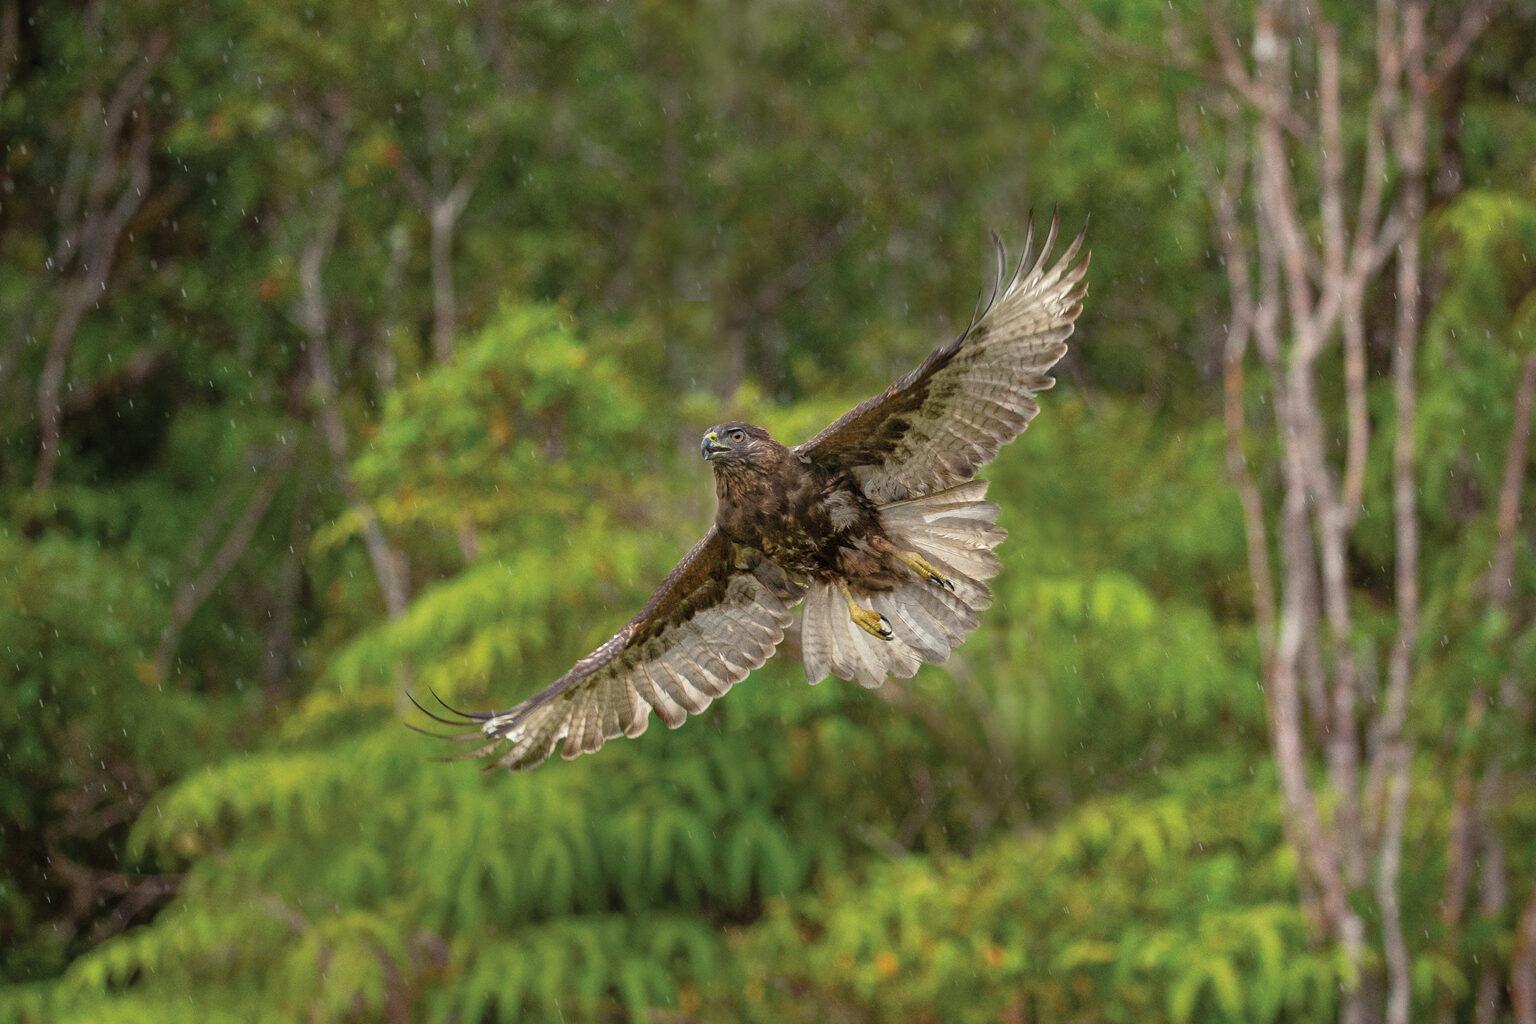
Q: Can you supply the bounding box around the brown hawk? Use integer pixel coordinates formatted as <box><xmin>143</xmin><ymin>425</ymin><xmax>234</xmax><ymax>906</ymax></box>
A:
<box><xmin>417</xmin><ymin>215</ymin><xmax>1088</xmax><ymax>771</ymax></box>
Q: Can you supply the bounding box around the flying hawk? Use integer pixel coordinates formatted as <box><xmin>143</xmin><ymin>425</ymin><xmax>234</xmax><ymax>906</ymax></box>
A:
<box><xmin>418</xmin><ymin>215</ymin><xmax>1088</xmax><ymax>771</ymax></box>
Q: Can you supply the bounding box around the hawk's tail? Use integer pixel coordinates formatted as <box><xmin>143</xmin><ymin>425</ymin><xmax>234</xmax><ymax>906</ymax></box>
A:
<box><xmin>800</xmin><ymin>480</ymin><xmax>1005</xmax><ymax>688</ymax></box>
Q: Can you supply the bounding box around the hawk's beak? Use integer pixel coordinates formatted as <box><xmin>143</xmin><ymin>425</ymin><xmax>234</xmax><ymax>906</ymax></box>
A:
<box><xmin>701</xmin><ymin>432</ymin><xmax>730</xmax><ymax>461</ymax></box>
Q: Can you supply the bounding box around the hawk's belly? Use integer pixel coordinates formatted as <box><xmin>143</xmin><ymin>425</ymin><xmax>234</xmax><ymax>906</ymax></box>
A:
<box><xmin>757</xmin><ymin>532</ymin><xmax>891</xmax><ymax>585</ymax></box>
<box><xmin>716</xmin><ymin>463</ymin><xmax>900</xmax><ymax>588</ymax></box>
<box><xmin>748</xmin><ymin>490</ymin><xmax>899</xmax><ymax>589</ymax></box>
<box><xmin>756</xmin><ymin>531</ymin><xmax>829</xmax><ymax>575</ymax></box>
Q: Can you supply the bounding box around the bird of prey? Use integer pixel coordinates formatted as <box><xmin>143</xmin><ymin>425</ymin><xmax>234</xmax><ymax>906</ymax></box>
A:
<box><xmin>418</xmin><ymin>215</ymin><xmax>1087</xmax><ymax>771</ymax></box>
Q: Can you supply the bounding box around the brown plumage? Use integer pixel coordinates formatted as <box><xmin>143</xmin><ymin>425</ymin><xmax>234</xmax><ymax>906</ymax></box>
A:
<box><xmin>424</xmin><ymin>214</ymin><xmax>1088</xmax><ymax>771</ymax></box>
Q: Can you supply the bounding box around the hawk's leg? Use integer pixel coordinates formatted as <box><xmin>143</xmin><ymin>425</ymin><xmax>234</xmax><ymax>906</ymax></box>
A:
<box><xmin>894</xmin><ymin>549</ymin><xmax>955</xmax><ymax>592</ymax></box>
<box><xmin>839</xmin><ymin>583</ymin><xmax>893</xmax><ymax>641</ymax></box>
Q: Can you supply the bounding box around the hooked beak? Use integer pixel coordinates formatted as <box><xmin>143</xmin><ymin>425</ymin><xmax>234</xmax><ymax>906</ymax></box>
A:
<box><xmin>701</xmin><ymin>432</ymin><xmax>730</xmax><ymax>461</ymax></box>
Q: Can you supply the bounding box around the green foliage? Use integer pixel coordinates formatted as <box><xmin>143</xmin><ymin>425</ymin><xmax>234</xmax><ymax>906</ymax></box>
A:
<box><xmin>0</xmin><ymin>532</ymin><xmax>235</xmax><ymax>975</ymax></box>
<box><xmin>328</xmin><ymin>305</ymin><xmax>669</xmax><ymax>696</ymax></box>
<box><xmin>1411</xmin><ymin>180</ymin><xmax>1536</xmax><ymax>742</ymax></box>
<box><xmin>1</xmin><ymin>330</ymin><xmax>1265</xmax><ymax>1020</ymax></box>
<box><xmin>715</xmin><ymin>766</ymin><xmax>1338</xmax><ymax>1024</ymax></box>
<box><xmin>3</xmin><ymin>0</ymin><xmax>1535</xmax><ymax>1020</ymax></box>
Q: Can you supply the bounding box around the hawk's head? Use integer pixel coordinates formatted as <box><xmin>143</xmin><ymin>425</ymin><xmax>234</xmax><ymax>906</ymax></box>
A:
<box><xmin>700</xmin><ymin>422</ymin><xmax>776</xmax><ymax>466</ymax></box>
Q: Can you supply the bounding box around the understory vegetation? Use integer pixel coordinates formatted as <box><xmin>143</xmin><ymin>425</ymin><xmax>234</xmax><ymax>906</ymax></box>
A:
<box><xmin>3</xmin><ymin>1</ymin><xmax>1535</xmax><ymax>1021</ymax></box>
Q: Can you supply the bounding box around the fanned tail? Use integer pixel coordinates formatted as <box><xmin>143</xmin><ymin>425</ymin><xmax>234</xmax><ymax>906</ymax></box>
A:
<box><xmin>800</xmin><ymin>480</ymin><xmax>1004</xmax><ymax>688</ymax></box>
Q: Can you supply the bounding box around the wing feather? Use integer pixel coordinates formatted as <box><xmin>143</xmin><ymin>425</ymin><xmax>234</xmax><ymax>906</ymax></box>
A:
<box><xmin>452</xmin><ymin>528</ymin><xmax>802</xmax><ymax>772</ymax></box>
<box><xmin>424</xmin><ymin>215</ymin><xmax>1084</xmax><ymax>771</ymax></box>
<box><xmin>797</xmin><ymin>212</ymin><xmax>1088</xmax><ymax>503</ymax></box>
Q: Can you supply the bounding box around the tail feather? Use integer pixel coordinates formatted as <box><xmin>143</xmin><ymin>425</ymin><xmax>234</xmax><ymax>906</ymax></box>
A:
<box><xmin>798</xmin><ymin>481</ymin><xmax>1006</xmax><ymax>688</ymax></box>
<box><xmin>801</xmin><ymin>583</ymin><xmax>837</xmax><ymax>685</ymax></box>
<box><xmin>909</xmin><ymin>579</ymin><xmax>982</xmax><ymax>639</ymax></box>
<box><xmin>878</xmin><ymin>590</ymin><xmax>952</xmax><ymax>662</ymax></box>
<box><xmin>865</xmin><ymin>592</ymin><xmax>924</xmax><ymax>679</ymax></box>
<box><xmin>916</xmin><ymin>548</ymin><xmax>996</xmax><ymax>611</ymax></box>
<box><xmin>823</xmin><ymin>592</ymin><xmax>877</xmax><ymax>686</ymax></box>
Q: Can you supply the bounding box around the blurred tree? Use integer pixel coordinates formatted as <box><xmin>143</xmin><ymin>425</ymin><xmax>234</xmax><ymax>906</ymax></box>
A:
<box><xmin>1</xmin><ymin>0</ymin><xmax>1533</xmax><ymax>1021</ymax></box>
<box><xmin>1070</xmin><ymin>0</ymin><xmax>1534</xmax><ymax>1019</ymax></box>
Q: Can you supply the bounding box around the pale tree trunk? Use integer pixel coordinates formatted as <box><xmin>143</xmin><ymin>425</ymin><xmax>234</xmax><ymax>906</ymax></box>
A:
<box><xmin>395</xmin><ymin>106</ymin><xmax>494</xmax><ymax>364</ymax></box>
<box><xmin>396</xmin><ymin>173</ymin><xmax>478</xmax><ymax>364</ymax></box>
<box><xmin>1084</xmin><ymin>2</ymin><xmax>1506</xmax><ymax>1022</ymax></box>
<box><xmin>284</xmin><ymin>113</ymin><xmax>412</xmax><ymax>621</ymax></box>
<box><xmin>295</xmin><ymin>184</ymin><xmax>411</xmax><ymax>621</ymax></box>
<box><xmin>396</xmin><ymin>125</ymin><xmax>492</xmax><ymax>564</ymax></box>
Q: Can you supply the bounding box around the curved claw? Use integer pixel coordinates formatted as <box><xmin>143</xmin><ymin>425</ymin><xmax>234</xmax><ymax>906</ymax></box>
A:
<box><xmin>840</xmin><ymin>583</ymin><xmax>894</xmax><ymax>641</ymax></box>
<box><xmin>895</xmin><ymin>549</ymin><xmax>955</xmax><ymax>594</ymax></box>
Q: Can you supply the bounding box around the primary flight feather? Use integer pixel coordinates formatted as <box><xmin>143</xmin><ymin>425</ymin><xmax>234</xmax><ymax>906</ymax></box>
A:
<box><xmin>421</xmin><ymin>214</ymin><xmax>1088</xmax><ymax>771</ymax></box>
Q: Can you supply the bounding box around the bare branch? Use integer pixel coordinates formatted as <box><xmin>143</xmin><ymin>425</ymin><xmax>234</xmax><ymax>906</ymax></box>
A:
<box><xmin>1206</xmin><ymin>0</ymin><xmax>1312</xmax><ymax>139</ymax></box>
<box><xmin>154</xmin><ymin>443</ymin><xmax>297</xmax><ymax>681</ymax></box>
<box><xmin>1179</xmin><ymin>96</ymin><xmax>1280</xmax><ymax>675</ymax></box>
<box><xmin>53</xmin><ymin>0</ymin><xmax>108</xmax><ymax>247</ymax></box>
<box><xmin>0</xmin><ymin>0</ymin><xmax>18</xmax><ymax>108</ymax></box>
<box><xmin>262</xmin><ymin>472</ymin><xmax>315</xmax><ymax>693</ymax></box>
<box><xmin>1514</xmin><ymin>884</ymin><xmax>1536</xmax><ymax>1024</ymax></box>
<box><xmin>1488</xmin><ymin>353</ymin><xmax>1536</xmax><ymax>609</ymax></box>
<box><xmin>57</xmin><ymin>348</ymin><xmax>168</xmax><ymax>417</ymax></box>
<box><xmin>289</xmin><ymin>149</ymin><xmax>412</xmax><ymax>621</ymax></box>
<box><xmin>1474</xmin><ymin>792</ymin><xmax>1509</xmax><ymax>1024</ymax></box>
<box><xmin>394</xmin><ymin>152</ymin><xmax>434</xmax><ymax>209</ymax></box>
<box><xmin>1427</xmin><ymin>0</ymin><xmax>1504</xmax><ymax>94</ymax></box>
<box><xmin>34</xmin><ymin>111</ymin><xmax>158</xmax><ymax>491</ymax></box>
<box><xmin>1062</xmin><ymin>0</ymin><xmax>1203</xmax><ymax>75</ymax></box>
<box><xmin>1374</xmin><ymin>10</ymin><xmax>1429</xmax><ymax>1024</ymax></box>
<box><xmin>53</xmin><ymin>28</ymin><xmax>168</xmax><ymax>269</ymax></box>
<box><xmin>1271</xmin><ymin>450</ymin><xmax>1363</xmax><ymax>959</ymax></box>
<box><xmin>1316</xmin><ymin>15</ymin><xmax>1348</xmax><ymax>287</ymax></box>
<box><xmin>32</xmin><ymin>28</ymin><xmax>170</xmax><ymax>491</ymax></box>
<box><xmin>400</xmin><ymin>136</ymin><xmax>495</xmax><ymax>362</ymax></box>
<box><xmin>1064</xmin><ymin>0</ymin><xmax>1311</xmax><ymax>139</ymax></box>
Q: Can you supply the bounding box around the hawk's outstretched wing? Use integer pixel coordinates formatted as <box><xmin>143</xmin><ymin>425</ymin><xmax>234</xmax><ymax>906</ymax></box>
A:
<box><xmin>797</xmin><ymin>214</ymin><xmax>1088</xmax><ymax>503</ymax></box>
<box><xmin>421</xmin><ymin>216</ymin><xmax>1084</xmax><ymax>771</ymax></box>
<box><xmin>428</xmin><ymin>529</ymin><xmax>802</xmax><ymax>772</ymax></box>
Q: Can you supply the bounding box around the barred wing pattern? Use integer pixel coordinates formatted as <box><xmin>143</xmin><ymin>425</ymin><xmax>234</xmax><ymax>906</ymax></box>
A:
<box><xmin>432</xmin><ymin>529</ymin><xmax>802</xmax><ymax>772</ymax></box>
<box><xmin>420</xmin><ymin>218</ymin><xmax>1084</xmax><ymax>772</ymax></box>
<box><xmin>797</xmin><ymin>214</ymin><xmax>1088</xmax><ymax>504</ymax></box>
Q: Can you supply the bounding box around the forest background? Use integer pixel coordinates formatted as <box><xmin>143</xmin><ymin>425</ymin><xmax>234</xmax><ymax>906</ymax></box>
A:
<box><xmin>3</xmin><ymin>1</ymin><xmax>1536</xmax><ymax>1022</ymax></box>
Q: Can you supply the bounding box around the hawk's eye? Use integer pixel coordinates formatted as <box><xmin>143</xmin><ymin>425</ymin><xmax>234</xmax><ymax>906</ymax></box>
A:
<box><xmin>728</xmin><ymin>429</ymin><xmax>746</xmax><ymax>443</ymax></box>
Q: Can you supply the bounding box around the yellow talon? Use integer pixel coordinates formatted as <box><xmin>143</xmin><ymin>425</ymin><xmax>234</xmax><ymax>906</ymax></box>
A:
<box><xmin>841</xmin><ymin>584</ymin><xmax>893</xmax><ymax>641</ymax></box>
<box><xmin>897</xmin><ymin>550</ymin><xmax>955</xmax><ymax>592</ymax></box>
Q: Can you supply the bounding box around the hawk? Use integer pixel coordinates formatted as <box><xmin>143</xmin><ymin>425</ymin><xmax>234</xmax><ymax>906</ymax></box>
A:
<box><xmin>418</xmin><ymin>215</ymin><xmax>1088</xmax><ymax>771</ymax></box>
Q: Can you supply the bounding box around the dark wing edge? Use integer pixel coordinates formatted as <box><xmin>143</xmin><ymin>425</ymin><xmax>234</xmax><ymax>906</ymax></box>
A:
<box><xmin>419</xmin><ymin>528</ymin><xmax>804</xmax><ymax>773</ymax></box>
<box><xmin>795</xmin><ymin>212</ymin><xmax>1089</xmax><ymax>504</ymax></box>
